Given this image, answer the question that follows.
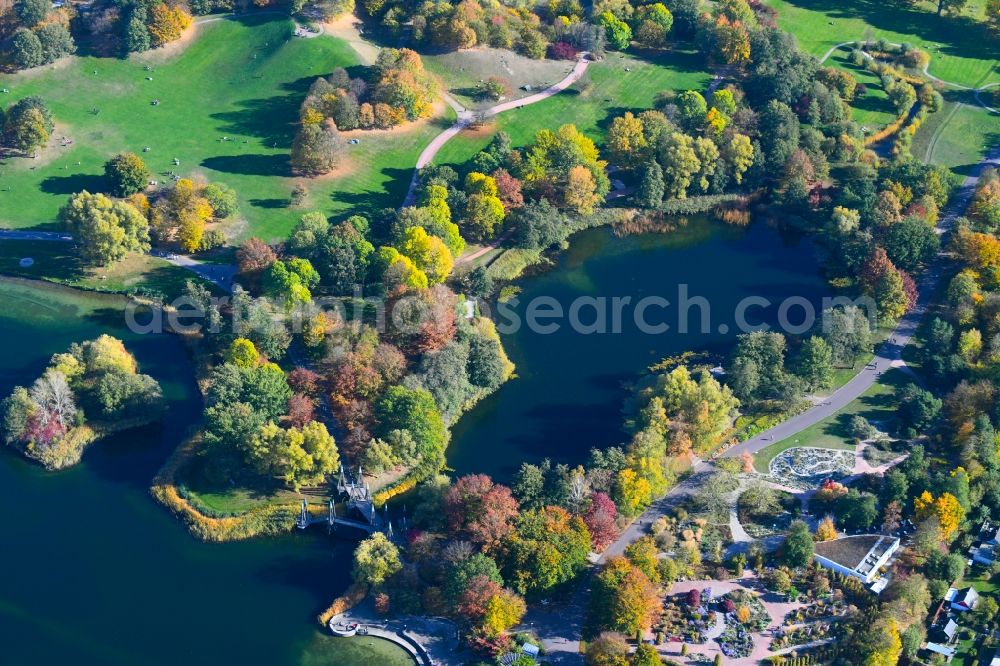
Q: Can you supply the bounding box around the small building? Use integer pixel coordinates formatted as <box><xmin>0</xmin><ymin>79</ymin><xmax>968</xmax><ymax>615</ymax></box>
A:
<box><xmin>925</xmin><ymin>642</ymin><xmax>956</xmax><ymax>662</ymax></box>
<box><xmin>813</xmin><ymin>535</ymin><xmax>900</xmax><ymax>584</ymax></box>
<box><xmin>523</xmin><ymin>643</ymin><xmax>540</xmax><ymax>657</ymax></box>
<box><xmin>970</xmin><ymin>521</ymin><xmax>999</xmax><ymax>566</ymax></box>
<box><xmin>946</xmin><ymin>586</ymin><xmax>980</xmax><ymax>612</ymax></box>
<box><xmin>933</xmin><ymin>618</ymin><xmax>959</xmax><ymax>643</ymax></box>
<box><xmin>989</xmin><ymin>647</ymin><xmax>1000</xmax><ymax>666</ymax></box>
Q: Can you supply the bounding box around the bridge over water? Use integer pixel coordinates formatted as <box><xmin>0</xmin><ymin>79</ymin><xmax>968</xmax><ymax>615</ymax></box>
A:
<box><xmin>295</xmin><ymin>465</ymin><xmax>403</xmax><ymax>540</ymax></box>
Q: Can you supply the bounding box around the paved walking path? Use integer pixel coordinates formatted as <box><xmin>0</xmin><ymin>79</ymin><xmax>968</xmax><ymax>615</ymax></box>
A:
<box><xmin>0</xmin><ymin>230</ymin><xmax>236</xmax><ymax>292</ymax></box>
<box><xmin>402</xmin><ymin>55</ymin><xmax>592</xmax><ymax>208</ymax></box>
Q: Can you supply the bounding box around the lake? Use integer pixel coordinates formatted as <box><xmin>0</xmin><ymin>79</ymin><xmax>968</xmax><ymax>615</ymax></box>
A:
<box><xmin>0</xmin><ymin>278</ymin><xmax>409</xmax><ymax>665</ymax></box>
<box><xmin>448</xmin><ymin>220</ymin><xmax>828</xmax><ymax>480</ymax></box>
<box><xmin>0</xmin><ymin>219</ymin><xmax>826</xmax><ymax>663</ymax></box>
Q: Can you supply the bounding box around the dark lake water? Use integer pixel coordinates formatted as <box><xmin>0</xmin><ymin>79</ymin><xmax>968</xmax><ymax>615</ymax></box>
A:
<box><xmin>0</xmin><ymin>279</ymin><xmax>390</xmax><ymax>665</ymax></box>
<box><xmin>448</xmin><ymin>220</ymin><xmax>828</xmax><ymax>480</ymax></box>
<box><xmin>0</xmin><ymin>219</ymin><xmax>827</xmax><ymax>663</ymax></box>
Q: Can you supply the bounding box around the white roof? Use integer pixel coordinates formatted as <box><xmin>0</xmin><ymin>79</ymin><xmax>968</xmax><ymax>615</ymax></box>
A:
<box><xmin>927</xmin><ymin>642</ymin><xmax>956</xmax><ymax>657</ymax></box>
<box><xmin>523</xmin><ymin>643</ymin><xmax>540</xmax><ymax>656</ymax></box>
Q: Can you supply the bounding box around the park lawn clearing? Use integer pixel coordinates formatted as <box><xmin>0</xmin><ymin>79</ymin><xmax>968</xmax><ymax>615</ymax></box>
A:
<box><xmin>753</xmin><ymin>367</ymin><xmax>911</xmax><ymax>473</ymax></box>
<box><xmin>913</xmin><ymin>97</ymin><xmax>1000</xmax><ymax>175</ymax></box>
<box><xmin>0</xmin><ymin>239</ymin><xmax>218</xmax><ymax>298</ymax></box>
<box><xmin>826</xmin><ymin>52</ymin><xmax>898</xmax><ymax>130</ymax></box>
<box><xmin>0</xmin><ymin>14</ymin><xmax>443</xmax><ymax>245</ymax></box>
<box><xmin>422</xmin><ymin>47</ymin><xmax>579</xmax><ymax>110</ymax></box>
<box><xmin>766</xmin><ymin>0</ymin><xmax>1000</xmax><ymax>90</ymax></box>
<box><xmin>432</xmin><ymin>47</ymin><xmax>712</xmax><ymax>166</ymax></box>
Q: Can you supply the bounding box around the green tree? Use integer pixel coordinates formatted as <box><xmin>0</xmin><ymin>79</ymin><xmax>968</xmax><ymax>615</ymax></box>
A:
<box><xmin>10</xmin><ymin>28</ymin><xmax>43</xmax><ymax>71</ymax></box>
<box><xmin>676</xmin><ymin>90</ymin><xmax>708</xmax><ymax>131</ymax></box>
<box><xmin>598</xmin><ymin>11</ymin><xmax>632</xmax><ymax>49</ymax></box>
<box><xmin>782</xmin><ymin>519</ymin><xmax>814</xmax><ymax>568</ymax></box>
<box><xmin>59</xmin><ymin>191</ymin><xmax>150</xmax><ymax>266</ymax></box>
<box><xmin>659</xmin><ymin>132</ymin><xmax>700</xmax><ymax>199</ymax></box>
<box><xmin>637</xmin><ymin>161</ymin><xmax>665</xmax><ymax>208</ymax></box>
<box><xmin>104</xmin><ymin>152</ymin><xmax>150</xmax><ymax>197</ymax></box>
<box><xmin>202</xmin><ymin>183</ymin><xmax>239</xmax><ymax>218</ymax></box>
<box><xmin>14</xmin><ymin>0</ymin><xmax>48</xmax><ymax>27</ymax></box>
<box><xmin>375</xmin><ymin>385</ymin><xmax>447</xmax><ymax>467</ymax></box>
<box><xmin>36</xmin><ymin>23</ymin><xmax>75</xmax><ymax>64</ymax></box>
<box><xmin>352</xmin><ymin>532</ymin><xmax>402</xmax><ymax>586</ymax></box>
<box><xmin>125</xmin><ymin>10</ymin><xmax>152</xmax><ymax>53</ymax></box>
<box><xmin>795</xmin><ymin>336</ymin><xmax>834</xmax><ymax>391</ymax></box>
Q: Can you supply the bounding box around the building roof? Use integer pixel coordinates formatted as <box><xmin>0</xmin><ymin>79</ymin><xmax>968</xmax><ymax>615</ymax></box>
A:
<box><xmin>814</xmin><ymin>535</ymin><xmax>899</xmax><ymax>575</ymax></box>
<box><xmin>943</xmin><ymin>619</ymin><xmax>959</xmax><ymax>640</ymax></box>
<box><xmin>926</xmin><ymin>642</ymin><xmax>956</xmax><ymax>658</ymax></box>
<box><xmin>948</xmin><ymin>587</ymin><xmax>979</xmax><ymax>608</ymax></box>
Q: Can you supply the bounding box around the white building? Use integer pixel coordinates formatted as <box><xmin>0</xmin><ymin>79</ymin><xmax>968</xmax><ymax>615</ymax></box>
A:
<box><xmin>813</xmin><ymin>535</ymin><xmax>900</xmax><ymax>584</ymax></box>
<box><xmin>946</xmin><ymin>586</ymin><xmax>980</xmax><ymax>612</ymax></box>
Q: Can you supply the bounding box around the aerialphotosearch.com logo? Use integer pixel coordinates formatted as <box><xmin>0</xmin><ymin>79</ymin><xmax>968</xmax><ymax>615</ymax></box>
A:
<box><xmin>123</xmin><ymin>283</ymin><xmax>878</xmax><ymax>340</ymax></box>
<box><xmin>487</xmin><ymin>286</ymin><xmax>877</xmax><ymax>337</ymax></box>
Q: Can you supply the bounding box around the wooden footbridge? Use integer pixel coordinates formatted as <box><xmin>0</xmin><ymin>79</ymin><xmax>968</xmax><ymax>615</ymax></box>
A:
<box><xmin>295</xmin><ymin>464</ymin><xmax>403</xmax><ymax>539</ymax></box>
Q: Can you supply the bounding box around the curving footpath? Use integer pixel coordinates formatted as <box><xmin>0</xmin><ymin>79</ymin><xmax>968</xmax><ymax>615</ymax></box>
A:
<box><xmin>0</xmin><ymin>230</ymin><xmax>236</xmax><ymax>292</ymax></box>
<box><xmin>529</xmin><ymin>43</ymin><xmax>1000</xmax><ymax>665</ymax></box>
<box><xmin>402</xmin><ymin>55</ymin><xmax>591</xmax><ymax>208</ymax></box>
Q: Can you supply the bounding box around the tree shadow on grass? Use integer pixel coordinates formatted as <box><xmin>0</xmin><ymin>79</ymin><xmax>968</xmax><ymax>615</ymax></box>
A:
<box><xmin>210</xmin><ymin>95</ymin><xmax>300</xmax><ymax>147</ymax></box>
<box><xmin>328</xmin><ymin>166</ymin><xmax>412</xmax><ymax>211</ymax></box>
<box><xmin>823</xmin><ymin>369</ymin><xmax>911</xmax><ymax>440</ymax></box>
<box><xmin>249</xmin><ymin>197</ymin><xmax>290</xmax><ymax>209</ymax></box>
<box><xmin>39</xmin><ymin>173</ymin><xmax>106</xmax><ymax>195</ymax></box>
<box><xmin>781</xmin><ymin>0</ymin><xmax>1000</xmax><ymax>68</ymax></box>
<box><xmin>852</xmin><ymin>92</ymin><xmax>895</xmax><ymax>117</ymax></box>
<box><xmin>201</xmin><ymin>154</ymin><xmax>290</xmax><ymax>177</ymax></box>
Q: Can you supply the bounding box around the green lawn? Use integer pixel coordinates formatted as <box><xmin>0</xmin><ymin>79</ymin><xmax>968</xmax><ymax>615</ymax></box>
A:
<box><xmin>754</xmin><ymin>367</ymin><xmax>911</xmax><ymax>472</ymax></box>
<box><xmin>432</xmin><ymin>47</ymin><xmax>712</xmax><ymax>166</ymax></box>
<box><xmin>422</xmin><ymin>47</ymin><xmax>580</xmax><ymax>110</ymax></box>
<box><xmin>766</xmin><ymin>0</ymin><xmax>999</xmax><ymax>89</ymax></box>
<box><xmin>0</xmin><ymin>240</ymin><xmax>217</xmax><ymax>298</ymax></box>
<box><xmin>827</xmin><ymin>52</ymin><xmax>898</xmax><ymax>130</ymax></box>
<box><xmin>912</xmin><ymin>97</ymin><xmax>1000</xmax><ymax>176</ymax></box>
<box><xmin>0</xmin><ymin>14</ymin><xmax>447</xmax><ymax>243</ymax></box>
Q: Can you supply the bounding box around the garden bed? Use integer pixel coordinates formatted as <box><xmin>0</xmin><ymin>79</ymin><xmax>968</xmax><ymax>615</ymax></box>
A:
<box><xmin>768</xmin><ymin>447</ymin><xmax>854</xmax><ymax>489</ymax></box>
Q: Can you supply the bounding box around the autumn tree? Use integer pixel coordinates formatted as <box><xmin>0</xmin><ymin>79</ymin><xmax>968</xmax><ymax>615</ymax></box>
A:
<box><xmin>443</xmin><ymin>474</ymin><xmax>519</xmax><ymax>552</ymax></box>
<box><xmin>352</xmin><ymin>532</ymin><xmax>402</xmax><ymax>586</ymax></box>
<box><xmin>104</xmin><ymin>152</ymin><xmax>150</xmax><ymax>197</ymax></box>
<box><xmin>147</xmin><ymin>3</ymin><xmax>193</xmax><ymax>47</ymax></box>
<box><xmin>590</xmin><ymin>557</ymin><xmax>662</xmax><ymax>635</ymax></box>
<box><xmin>60</xmin><ymin>191</ymin><xmax>150</xmax><ymax>266</ymax></box>
<box><xmin>291</xmin><ymin>119</ymin><xmax>341</xmax><ymax>176</ymax></box>
<box><xmin>584</xmin><ymin>491</ymin><xmax>620</xmax><ymax>551</ymax></box>
<box><xmin>814</xmin><ymin>516</ymin><xmax>837</xmax><ymax>542</ymax></box>
<box><xmin>914</xmin><ymin>491</ymin><xmax>965</xmax><ymax>540</ymax></box>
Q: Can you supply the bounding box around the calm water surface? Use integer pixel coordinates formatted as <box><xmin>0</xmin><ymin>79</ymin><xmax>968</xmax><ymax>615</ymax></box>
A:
<box><xmin>0</xmin><ymin>219</ymin><xmax>826</xmax><ymax>662</ymax></box>
<box><xmin>0</xmin><ymin>278</ymin><xmax>400</xmax><ymax>665</ymax></box>
<box><xmin>449</xmin><ymin>220</ymin><xmax>828</xmax><ymax>480</ymax></box>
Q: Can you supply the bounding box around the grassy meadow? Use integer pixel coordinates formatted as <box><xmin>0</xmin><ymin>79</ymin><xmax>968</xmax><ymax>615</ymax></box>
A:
<box><xmin>0</xmin><ymin>14</ymin><xmax>450</xmax><ymax>243</ymax></box>
<box><xmin>432</xmin><ymin>47</ymin><xmax>713</xmax><ymax>166</ymax></box>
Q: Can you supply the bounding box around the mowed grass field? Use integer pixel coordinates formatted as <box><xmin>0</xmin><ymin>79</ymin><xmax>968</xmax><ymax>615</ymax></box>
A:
<box><xmin>766</xmin><ymin>0</ymin><xmax>1000</xmax><ymax>89</ymax></box>
<box><xmin>767</xmin><ymin>0</ymin><xmax>1000</xmax><ymax>175</ymax></box>
<box><xmin>0</xmin><ymin>14</ymin><xmax>448</xmax><ymax>243</ymax></box>
<box><xmin>753</xmin><ymin>367</ymin><xmax>910</xmax><ymax>472</ymax></box>
<box><xmin>432</xmin><ymin>47</ymin><xmax>712</xmax><ymax>166</ymax></box>
<box><xmin>826</xmin><ymin>52</ymin><xmax>898</xmax><ymax>130</ymax></box>
<box><xmin>422</xmin><ymin>47</ymin><xmax>580</xmax><ymax>110</ymax></box>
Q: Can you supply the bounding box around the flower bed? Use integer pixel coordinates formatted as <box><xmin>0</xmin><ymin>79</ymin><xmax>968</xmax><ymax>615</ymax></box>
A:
<box><xmin>654</xmin><ymin>594</ymin><xmax>713</xmax><ymax>644</ymax></box>
<box><xmin>768</xmin><ymin>447</ymin><xmax>854</xmax><ymax>489</ymax></box>
<box><xmin>770</xmin><ymin>622</ymin><xmax>835</xmax><ymax>650</ymax></box>
<box><xmin>715</xmin><ymin>589</ymin><xmax>771</xmax><ymax>658</ymax></box>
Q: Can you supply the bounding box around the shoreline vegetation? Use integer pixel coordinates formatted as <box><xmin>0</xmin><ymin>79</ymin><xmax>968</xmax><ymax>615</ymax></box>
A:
<box><xmin>1</xmin><ymin>331</ymin><xmax>166</xmax><ymax>470</ymax></box>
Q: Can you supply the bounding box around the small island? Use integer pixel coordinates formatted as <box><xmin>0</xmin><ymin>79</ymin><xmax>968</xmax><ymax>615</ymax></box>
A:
<box><xmin>1</xmin><ymin>334</ymin><xmax>165</xmax><ymax>470</ymax></box>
